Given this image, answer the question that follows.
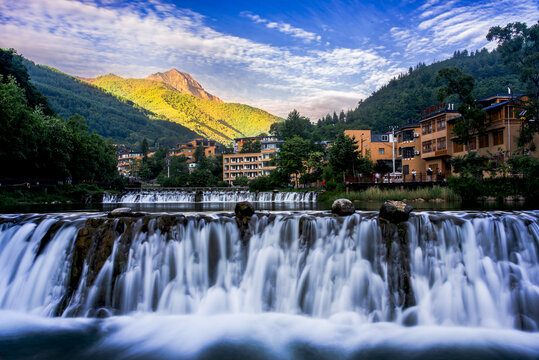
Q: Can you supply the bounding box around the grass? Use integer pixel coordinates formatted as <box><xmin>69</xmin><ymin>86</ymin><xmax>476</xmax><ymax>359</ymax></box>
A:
<box><xmin>321</xmin><ymin>186</ymin><xmax>461</xmax><ymax>203</ymax></box>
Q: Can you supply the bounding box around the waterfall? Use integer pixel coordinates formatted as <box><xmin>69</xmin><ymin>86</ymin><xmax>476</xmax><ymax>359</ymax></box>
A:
<box><xmin>102</xmin><ymin>190</ymin><xmax>318</xmax><ymax>203</ymax></box>
<box><xmin>0</xmin><ymin>211</ymin><xmax>538</xmax><ymax>330</ymax></box>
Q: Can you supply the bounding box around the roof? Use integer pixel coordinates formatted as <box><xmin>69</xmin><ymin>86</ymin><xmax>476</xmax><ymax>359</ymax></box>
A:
<box><xmin>399</xmin><ymin>123</ymin><xmax>420</xmax><ymax>130</ymax></box>
<box><xmin>476</xmin><ymin>93</ymin><xmax>524</xmax><ymax>103</ymax></box>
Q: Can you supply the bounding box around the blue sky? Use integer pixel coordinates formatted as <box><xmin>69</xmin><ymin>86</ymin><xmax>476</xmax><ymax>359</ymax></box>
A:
<box><xmin>0</xmin><ymin>0</ymin><xmax>538</xmax><ymax>119</ymax></box>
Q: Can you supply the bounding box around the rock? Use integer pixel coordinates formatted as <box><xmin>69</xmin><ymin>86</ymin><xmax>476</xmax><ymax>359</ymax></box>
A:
<box><xmin>107</xmin><ymin>207</ymin><xmax>143</xmax><ymax>218</ymax></box>
<box><xmin>379</xmin><ymin>200</ymin><xmax>413</xmax><ymax>224</ymax></box>
<box><xmin>331</xmin><ymin>199</ymin><xmax>355</xmax><ymax>216</ymax></box>
<box><xmin>235</xmin><ymin>201</ymin><xmax>255</xmax><ymax>243</ymax></box>
<box><xmin>429</xmin><ymin>198</ymin><xmax>444</xmax><ymax>203</ymax></box>
<box><xmin>235</xmin><ymin>201</ymin><xmax>255</xmax><ymax>220</ymax></box>
<box><xmin>415</xmin><ymin>198</ymin><xmax>425</xmax><ymax>202</ymax></box>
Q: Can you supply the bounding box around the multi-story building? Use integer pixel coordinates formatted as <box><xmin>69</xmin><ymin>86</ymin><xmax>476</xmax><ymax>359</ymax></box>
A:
<box><xmin>234</xmin><ymin>136</ymin><xmax>281</xmax><ymax>153</ymax></box>
<box><xmin>449</xmin><ymin>94</ymin><xmax>532</xmax><ymax>159</ymax></box>
<box><xmin>344</xmin><ymin>130</ymin><xmax>401</xmax><ymax>171</ymax></box>
<box><xmin>223</xmin><ymin>153</ymin><xmax>263</xmax><ymax>184</ymax></box>
<box><xmin>169</xmin><ymin>138</ymin><xmax>217</xmax><ymax>163</ymax></box>
<box><xmin>396</xmin><ymin>123</ymin><xmax>423</xmax><ymax>178</ymax></box>
<box><xmin>419</xmin><ymin>103</ymin><xmax>460</xmax><ymax>177</ymax></box>
<box><xmin>117</xmin><ymin>150</ymin><xmax>143</xmax><ymax>176</ymax></box>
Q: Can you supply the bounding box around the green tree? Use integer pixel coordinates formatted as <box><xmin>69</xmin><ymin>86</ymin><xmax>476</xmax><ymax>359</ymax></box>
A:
<box><xmin>141</xmin><ymin>138</ymin><xmax>149</xmax><ymax>157</ymax></box>
<box><xmin>277</xmin><ymin>136</ymin><xmax>310</xmax><ymax>187</ymax></box>
<box><xmin>233</xmin><ymin>175</ymin><xmax>250</xmax><ymax>187</ymax></box>
<box><xmin>240</xmin><ymin>139</ymin><xmax>261</xmax><ymax>153</ymax></box>
<box><xmin>437</xmin><ymin>67</ymin><xmax>487</xmax><ymax>152</ymax></box>
<box><xmin>328</xmin><ymin>134</ymin><xmax>361</xmax><ymax>178</ymax></box>
<box><xmin>487</xmin><ymin>22</ymin><xmax>539</xmax><ymax>151</ymax></box>
<box><xmin>280</xmin><ymin>110</ymin><xmax>313</xmax><ymax>139</ymax></box>
<box><xmin>194</xmin><ymin>145</ymin><xmax>205</xmax><ymax>163</ymax></box>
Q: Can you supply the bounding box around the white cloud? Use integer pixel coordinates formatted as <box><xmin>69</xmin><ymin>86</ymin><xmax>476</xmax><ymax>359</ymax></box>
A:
<box><xmin>241</xmin><ymin>12</ymin><xmax>322</xmax><ymax>43</ymax></box>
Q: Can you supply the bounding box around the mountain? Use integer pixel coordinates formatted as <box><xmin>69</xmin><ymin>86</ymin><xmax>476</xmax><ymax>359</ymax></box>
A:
<box><xmin>146</xmin><ymin>69</ymin><xmax>223</xmax><ymax>103</ymax></box>
<box><xmin>319</xmin><ymin>49</ymin><xmax>522</xmax><ymax>134</ymax></box>
<box><xmin>83</xmin><ymin>73</ymin><xmax>281</xmax><ymax>145</ymax></box>
<box><xmin>23</xmin><ymin>59</ymin><xmax>198</xmax><ymax>148</ymax></box>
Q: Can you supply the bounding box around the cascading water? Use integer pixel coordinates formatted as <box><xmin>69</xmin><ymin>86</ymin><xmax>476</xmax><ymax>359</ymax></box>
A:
<box><xmin>102</xmin><ymin>190</ymin><xmax>318</xmax><ymax>203</ymax></box>
<box><xmin>0</xmin><ymin>210</ymin><xmax>538</xmax><ymax>359</ymax></box>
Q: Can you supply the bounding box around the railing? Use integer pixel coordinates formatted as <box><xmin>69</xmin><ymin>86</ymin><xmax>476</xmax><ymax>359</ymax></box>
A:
<box><xmin>344</xmin><ymin>172</ymin><xmax>447</xmax><ymax>184</ymax></box>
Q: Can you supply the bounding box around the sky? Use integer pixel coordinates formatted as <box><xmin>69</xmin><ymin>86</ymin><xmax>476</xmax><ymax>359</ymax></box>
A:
<box><xmin>0</xmin><ymin>0</ymin><xmax>538</xmax><ymax>119</ymax></box>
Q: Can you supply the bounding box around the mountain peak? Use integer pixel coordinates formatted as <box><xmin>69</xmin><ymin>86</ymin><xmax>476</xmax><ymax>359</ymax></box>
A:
<box><xmin>146</xmin><ymin>69</ymin><xmax>222</xmax><ymax>103</ymax></box>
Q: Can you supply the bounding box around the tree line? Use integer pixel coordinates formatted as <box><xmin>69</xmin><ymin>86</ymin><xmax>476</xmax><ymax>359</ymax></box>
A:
<box><xmin>0</xmin><ymin>48</ymin><xmax>120</xmax><ymax>185</ymax></box>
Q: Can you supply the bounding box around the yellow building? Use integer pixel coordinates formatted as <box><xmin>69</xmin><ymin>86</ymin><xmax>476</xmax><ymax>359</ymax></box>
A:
<box><xmin>396</xmin><ymin>123</ymin><xmax>424</xmax><ymax>181</ymax></box>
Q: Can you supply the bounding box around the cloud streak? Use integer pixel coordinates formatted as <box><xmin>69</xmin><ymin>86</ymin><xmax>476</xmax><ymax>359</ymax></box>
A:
<box><xmin>241</xmin><ymin>12</ymin><xmax>322</xmax><ymax>43</ymax></box>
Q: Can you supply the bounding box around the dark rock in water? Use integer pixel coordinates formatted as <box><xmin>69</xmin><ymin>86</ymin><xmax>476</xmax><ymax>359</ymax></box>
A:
<box><xmin>235</xmin><ymin>201</ymin><xmax>255</xmax><ymax>243</ymax></box>
<box><xmin>331</xmin><ymin>199</ymin><xmax>355</xmax><ymax>216</ymax></box>
<box><xmin>235</xmin><ymin>201</ymin><xmax>255</xmax><ymax>220</ymax></box>
<box><xmin>107</xmin><ymin>207</ymin><xmax>143</xmax><ymax>218</ymax></box>
<box><xmin>379</xmin><ymin>200</ymin><xmax>413</xmax><ymax>223</ymax></box>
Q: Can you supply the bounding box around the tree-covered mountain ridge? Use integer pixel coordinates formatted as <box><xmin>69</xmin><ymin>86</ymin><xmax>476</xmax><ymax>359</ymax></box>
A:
<box><xmin>321</xmin><ymin>49</ymin><xmax>522</xmax><ymax>133</ymax></box>
<box><xmin>23</xmin><ymin>58</ymin><xmax>199</xmax><ymax>148</ymax></box>
<box><xmin>83</xmin><ymin>72</ymin><xmax>282</xmax><ymax>145</ymax></box>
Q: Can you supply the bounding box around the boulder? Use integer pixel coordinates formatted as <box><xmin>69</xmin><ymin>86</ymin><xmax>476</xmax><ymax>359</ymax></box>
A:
<box><xmin>331</xmin><ymin>198</ymin><xmax>355</xmax><ymax>216</ymax></box>
<box><xmin>379</xmin><ymin>200</ymin><xmax>413</xmax><ymax>224</ymax></box>
<box><xmin>107</xmin><ymin>207</ymin><xmax>144</xmax><ymax>218</ymax></box>
<box><xmin>109</xmin><ymin>207</ymin><xmax>132</xmax><ymax>216</ymax></box>
<box><xmin>235</xmin><ymin>201</ymin><xmax>255</xmax><ymax>220</ymax></box>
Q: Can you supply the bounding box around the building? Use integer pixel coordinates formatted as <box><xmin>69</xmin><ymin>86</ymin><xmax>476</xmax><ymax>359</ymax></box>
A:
<box><xmin>418</xmin><ymin>103</ymin><xmax>460</xmax><ymax>178</ymax></box>
<box><xmin>396</xmin><ymin>123</ymin><xmax>423</xmax><ymax>179</ymax></box>
<box><xmin>117</xmin><ymin>150</ymin><xmax>143</xmax><ymax>176</ymax></box>
<box><xmin>449</xmin><ymin>94</ymin><xmax>531</xmax><ymax>159</ymax></box>
<box><xmin>223</xmin><ymin>153</ymin><xmax>263</xmax><ymax>184</ymax></box>
<box><xmin>344</xmin><ymin>130</ymin><xmax>401</xmax><ymax>171</ymax></box>
<box><xmin>169</xmin><ymin>138</ymin><xmax>217</xmax><ymax>163</ymax></box>
<box><xmin>234</xmin><ymin>135</ymin><xmax>281</xmax><ymax>153</ymax></box>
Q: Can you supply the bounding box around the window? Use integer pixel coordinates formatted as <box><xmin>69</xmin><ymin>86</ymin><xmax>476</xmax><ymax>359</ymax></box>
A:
<box><xmin>437</xmin><ymin>118</ymin><xmax>446</xmax><ymax>131</ymax></box>
<box><xmin>493</xmin><ymin>130</ymin><xmax>504</xmax><ymax>146</ymax></box>
<box><xmin>379</xmin><ymin>148</ymin><xmax>385</xmax><ymax>155</ymax></box>
<box><xmin>402</xmin><ymin>147</ymin><xmax>415</xmax><ymax>158</ymax></box>
<box><xmin>437</xmin><ymin>137</ymin><xmax>446</xmax><ymax>150</ymax></box>
<box><xmin>381</xmin><ymin>135</ymin><xmax>389</xmax><ymax>141</ymax></box>
<box><xmin>479</xmin><ymin>134</ymin><xmax>489</xmax><ymax>148</ymax></box>
<box><xmin>454</xmin><ymin>142</ymin><xmax>464</xmax><ymax>153</ymax></box>
<box><xmin>402</xmin><ymin>130</ymin><xmax>414</xmax><ymax>142</ymax></box>
<box><xmin>422</xmin><ymin>141</ymin><xmax>433</xmax><ymax>153</ymax></box>
<box><xmin>469</xmin><ymin>137</ymin><xmax>477</xmax><ymax>150</ymax></box>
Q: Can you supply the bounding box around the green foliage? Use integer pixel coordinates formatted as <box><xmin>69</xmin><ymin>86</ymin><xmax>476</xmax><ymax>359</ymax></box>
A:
<box><xmin>249</xmin><ymin>169</ymin><xmax>290</xmax><ymax>191</ymax></box>
<box><xmin>233</xmin><ymin>175</ymin><xmax>250</xmax><ymax>187</ymax></box>
<box><xmin>449</xmin><ymin>152</ymin><xmax>489</xmax><ymax>179</ymax></box>
<box><xmin>277</xmin><ymin>136</ymin><xmax>311</xmax><ymax>183</ymax></box>
<box><xmin>437</xmin><ymin>67</ymin><xmax>487</xmax><ymax>149</ymax></box>
<box><xmin>328</xmin><ymin>134</ymin><xmax>373</xmax><ymax>177</ymax></box>
<box><xmin>0</xmin><ymin>48</ymin><xmax>53</xmax><ymax>115</ymax></box>
<box><xmin>86</xmin><ymin>74</ymin><xmax>282</xmax><ymax>145</ymax></box>
<box><xmin>240</xmin><ymin>140</ymin><xmax>261</xmax><ymax>153</ymax></box>
<box><xmin>17</xmin><ymin>55</ymin><xmax>198</xmax><ymax>148</ymax></box>
<box><xmin>270</xmin><ymin>110</ymin><xmax>313</xmax><ymax>139</ymax></box>
<box><xmin>321</xmin><ymin>186</ymin><xmax>459</xmax><ymax>203</ymax></box>
<box><xmin>487</xmin><ymin>22</ymin><xmax>539</xmax><ymax>151</ymax></box>
<box><xmin>0</xmin><ymin>74</ymin><xmax>119</xmax><ymax>184</ymax></box>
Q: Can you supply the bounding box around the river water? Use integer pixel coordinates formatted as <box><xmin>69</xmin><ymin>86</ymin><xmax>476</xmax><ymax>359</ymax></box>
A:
<box><xmin>0</xmin><ymin>191</ymin><xmax>538</xmax><ymax>359</ymax></box>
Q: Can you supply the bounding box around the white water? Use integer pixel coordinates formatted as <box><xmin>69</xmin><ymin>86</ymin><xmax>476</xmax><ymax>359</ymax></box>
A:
<box><xmin>102</xmin><ymin>190</ymin><xmax>318</xmax><ymax>203</ymax></box>
<box><xmin>0</xmin><ymin>211</ymin><xmax>538</xmax><ymax>359</ymax></box>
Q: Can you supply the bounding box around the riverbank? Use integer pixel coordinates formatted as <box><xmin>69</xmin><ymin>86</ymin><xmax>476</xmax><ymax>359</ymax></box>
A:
<box><xmin>0</xmin><ymin>184</ymin><xmax>110</xmax><ymax>207</ymax></box>
<box><xmin>319</xmin><ymin>186</ymin><xmax>460</xmax><ymax>204</ymax></box>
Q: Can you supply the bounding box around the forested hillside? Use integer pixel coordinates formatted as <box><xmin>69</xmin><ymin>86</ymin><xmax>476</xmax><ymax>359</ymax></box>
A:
<box><xmin>318</xmin><ymin>49</ymin><xmax>521</xmax><ymax>134</ymax></box>
<box><xmin>85</xmin><ymin>74</ymin><xmax>282</xmax><ymax>145</ymax></box>
<box><xmin>23</xmin><ymin>60</ymin><xmax>198</xmax><ymax>148</ymax></box>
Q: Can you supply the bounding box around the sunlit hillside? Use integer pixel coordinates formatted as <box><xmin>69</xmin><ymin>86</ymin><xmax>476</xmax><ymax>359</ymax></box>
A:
<box><xmin>85</xmin><ymin>74</ymin><xmax>282</xmax><ymax>145</ymax></box>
